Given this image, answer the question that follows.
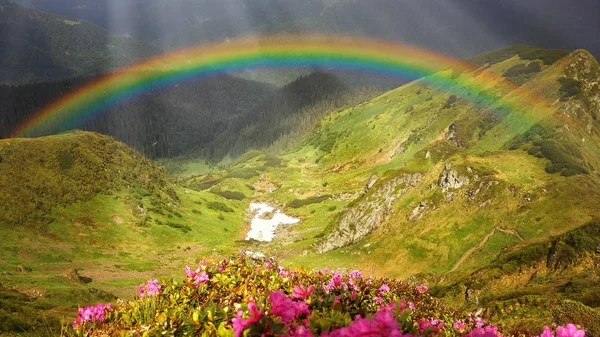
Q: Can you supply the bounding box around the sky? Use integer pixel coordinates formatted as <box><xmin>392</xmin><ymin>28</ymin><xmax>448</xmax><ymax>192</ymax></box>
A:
<box><xmin>11</xmin><ymin>0</ymin><xmax>600</xmax><ymax>59</ymax></box>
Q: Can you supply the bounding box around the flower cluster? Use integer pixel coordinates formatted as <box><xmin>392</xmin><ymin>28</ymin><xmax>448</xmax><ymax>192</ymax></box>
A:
<box><xmin>67</xmin><ymin>256</ymin><xmax>586</xmax><ymax>337</ymax></box>
<box><xmin>138</xmin><ymin>278</ymin><xmax>161</xmax><ymax>298</ymax></box>
<box><xmin>538</xmin><ymin>324</ymin><xmax>585</xmax><ymax>337</ymax></box>
<box><xmin>185</xmin><ymin>263</ymin><xmax>210</xmax><ymax>287</ymax></box>
<box><xmin>72</xmin><ymin>303</ymin><xmax>112</xmax><ymax>329</ymax></box>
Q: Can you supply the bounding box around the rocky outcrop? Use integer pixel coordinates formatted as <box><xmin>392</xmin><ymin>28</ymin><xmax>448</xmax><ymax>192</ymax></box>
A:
<box><xmin>444</xmin><ymin>123</ymin><xmax>461</xmax><ymax>148</ymax></box>
<box><xmin>315</xmin><ymin>173</ymin><xmax>422</xmax><ymax>253</ymax></box>
<box><xmin>438</xmin><ymin>163</ymin><xmax>470</xmax><ymax>193</ymax></box>
<box><xmin>364</xmin><ymin>174</ymin><xmax>379</xmax><ymax>193</ymax></box>
<box><xmin>408</xmin><ymin>201</ymin><xmax>429</xmax><ymax>222</ymax></box>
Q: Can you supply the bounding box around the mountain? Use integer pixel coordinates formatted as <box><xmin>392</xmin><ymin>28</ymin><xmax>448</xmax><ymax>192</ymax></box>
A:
<box><xmin>0</xmin><ymin>71</ymin><xmax>379</xmax><ymax>162</ymax></box>
<box><xmin>2</xmin><ymin>45</ymin><xmax>600</xmax><ymax>335</ymax></box>
<box><xmin>0</xmin><ymin>2</ymin><xmax>161</xmax><ymax>84</ymax></box>
<box><xmin>200</xmin><ymin>72</ymin><xmax>379</xmax><ymax>161</ymax></box>
<box><xmin>0</xmin><ymin>74</ymin><xmax>278</xmax><ymax>158</ymax></box>
<box><xmin>178</xmin><ymin>46</ymin><xmax>600</xmax><ymax>332</ymax></box>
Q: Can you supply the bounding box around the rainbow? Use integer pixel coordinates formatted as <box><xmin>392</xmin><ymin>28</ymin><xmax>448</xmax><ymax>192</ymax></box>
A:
<box><xmin>12</xmin><ymin>35</ymin><xmax>553</xmax><ymax>137</ymax></box>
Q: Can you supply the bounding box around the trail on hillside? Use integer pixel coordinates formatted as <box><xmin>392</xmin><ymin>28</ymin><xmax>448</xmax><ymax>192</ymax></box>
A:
<box><xmin>450</xmin><ymin>228</ymin><xmax>498</xmax><ymax>273</ymax></box>
<box><xmin>449</xmin><ymin>226</ymin><xmax>525</xmax><ymax>273</ymax></box>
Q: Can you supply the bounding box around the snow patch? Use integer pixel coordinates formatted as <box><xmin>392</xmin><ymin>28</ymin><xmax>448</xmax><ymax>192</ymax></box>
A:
<box><xmin>245</xmin><ymin>202</ymin><xmax>300</xmax><ymax>242</ymax></box>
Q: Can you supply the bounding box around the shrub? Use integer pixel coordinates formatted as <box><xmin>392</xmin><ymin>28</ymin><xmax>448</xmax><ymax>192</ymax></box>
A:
<box><xmin>210</xmin><ymin>188</ymin><xmax>246</xmax><ymax>200</ymax></box>
<box><xmin>443</xmin><ymin>95</ymin><xmax>458</xmax><ymax>109</ymax></box>
<box><xmin>288</xmin><ymin>195</ymin><xmax>332</xmax><ymax>208</ymax></box>
<box><xmin>227</xmin><ymin>168</ymin><xmax>259</xmax><ymax>179</ymax></box>
<box><xmin>558</xmin><ymin>77</ymin><xmax>582</xmax><ymax>101</ymax></box>
<box><xmin>162</xmin><ymin>221</ymin><xmax>192</xmax><ymax>233</ymax></box>
<box><xmin>207</xmin><ymin>201</ymin><xmax>234</xmax><ymax>213</ymax></box>
<box><xmin>66</xmin><ymin>256</ymin><xmax>584</xmax><ymax>337</ymax></box>
<box><xmin>57</xmin><ymin>150</ymin><xmax>75</xmax><ymax>170</ymax></box>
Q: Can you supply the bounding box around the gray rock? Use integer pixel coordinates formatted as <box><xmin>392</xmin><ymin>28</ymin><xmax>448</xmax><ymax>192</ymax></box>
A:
<box><xmin>408</xmin><ymin>201</ymin><xmax>429</xmax><ymax>222</ymax></box>
<box><xmin>445</xmin><ymin>123</ymin><xmax>461</xmax><ymax>148</ymax></box>
<box><xmin>438</xmin><ymin>163</ymin><xmax>470</xmax><ymax>193</ymax></box>
<box><xmin>364</xmin><ymin>174</ymin><xmax>379</xmax><ymax>193</ymax></box>
<box><xmin>315</xmin><ymin>173</ymin><xmax>422</xmax><ymax>253</ymax></box>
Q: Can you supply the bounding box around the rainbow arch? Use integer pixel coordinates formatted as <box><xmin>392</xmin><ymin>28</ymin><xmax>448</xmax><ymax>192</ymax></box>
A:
<box><xmin>12</xmin><ymin>35</ymin><xmax>552</xmax><ymax>137</ymax></box>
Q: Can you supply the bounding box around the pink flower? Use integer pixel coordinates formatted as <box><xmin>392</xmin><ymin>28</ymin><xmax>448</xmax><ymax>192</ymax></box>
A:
<box><xmin>217</xmin><ymin>260</ymin><xmax>227</xmax><ymax>272</ymax></box>
<box><xmin>232</xmin><ymin>311</ymin><xmax>247</xmax><ymax>337</ymax></box>
<box><xmin>269</xmin><ymin>291</ymin><xmax>297</xmax><ymax>323</ymax></box>
<box><xmin>373</xmin><ymin>296</ymin><xmax>383</xmax><ymax>304</ymax></box>
<box><xmin>139</xmin><ymin>278</ymin><xmax>161</xmax><ymax>298</ymax></box>
<box><xmin>465</xmin><ymin>326</ymin><xmax>502</xmax><ymax>337</ymax></box>
<box><xmin>286</xmin><ymin>325</ymin><xmax>314</xmax><ymax>337</ymax></box>
<box><xmin>474</xmin><ymin>317</ymin><xmax>485</xmax><ymax>328</ymax></box>
<box><xmin>379</xmin><ymin>283</ymin><xmax>390</xmax><ymax>295</ymax></box>
<box><xmin>539</xmin><ymin>326</ymin><xmax>554</xmax><ymax>337</ymax></box>
<box><xmin>264</xmin><ymin>262</ymin><xmax>272</xmax><ymax>270</ymax></box>
<box><xmin>247</xmin><ymin>302</ymin><xmax>264</xmax><ymax>325</ymax></box>
<box><xmin>415</xmin><ymin>284</ymin><xmax>428</xmax><ymax>293</ymax></box>
<box><xmin>348</xmin><ymin>270</ymin><xmax>363</xmax><ymax>279</ymax></box>
<box><xmin>231</xmin><ymin>302</ymin><xmax>264</xmax><ymax>337</ymax></box>
<box><xmin>192</xmin><ymin>271</ymin><xmax>210</xmax><ymax>287</ymax></box>
<box><xmin>454</xmin><ymin>320</ymin><xmax>467</xmax><ymax>332</ymax></box>
<box><xmin>556</xmin><ymin>324</ymin><xmax>585</xmax><ymax>337</ymax></box>
<box><xmin>72</xmin><ymin>303</ymin><xmax>112</xmax><ymax>328</ymax></box>
<box><xmin>417</xmin><ymin>318</ymin><xmax>444</xmax><ymax>334</ymax></box>
<box><xmin>292</xmin><ymin>285</ymin><xmax>314</xmax><ymax>300</ymax></box>
<box><xmin>185</xmin><ymin>265</ymin><xmax>201</xmax><ymax>278</ymax></box>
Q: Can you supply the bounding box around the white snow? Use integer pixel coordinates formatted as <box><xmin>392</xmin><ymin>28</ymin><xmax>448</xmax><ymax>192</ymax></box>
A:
<box><xmin>245</xmin><ymin>202</ymin><xmax>300</xmax><ymax>242</ymax></box>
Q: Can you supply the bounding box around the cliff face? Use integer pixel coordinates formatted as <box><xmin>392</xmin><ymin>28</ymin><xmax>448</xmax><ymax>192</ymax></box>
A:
<box><xmin>315</xmin><ymin>173</ymin><xmax>422</xmax><ymax>253</ymax></box>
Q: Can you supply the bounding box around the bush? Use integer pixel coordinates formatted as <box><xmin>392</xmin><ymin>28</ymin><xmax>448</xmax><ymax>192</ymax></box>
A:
<box><xmin>210</xmin><ymin>188</ymin><xmax>246</xmax><ymax>200</ymax></box>
<box><xmin>503</xmin><ymin>62</ymin><xmax>542</xmax><ymax>84</ymax></box>
<box><xmin>207</xmin><ymin>201</ymin><xmax>234</xmax><ymax>213</ymax></box>
<box><xmin>288</xmin><ymin>195</ymin><xmax>332</xmax><ymax>208</ymax></box>
<box><xmin>443</xmin><ymin>95</ymin><xmax>458</xmax><ymax>109</ymax></box>
<box><xmin>57</xmin><ymin>150</ymin><xmax>75</xmax><ymax>170</ymax></box>
<box><xmin>558</xmin><ymin>77</ymin><xmax>582</xmax><ymax>101</ymax></box>
<box><xmin>527</xmin><ymin>140</ymin><xmax>587</xmax><ymax>176</ymax></box>
<box><xmin>66</xmin><ymin>257</ymin><xmax>585</xmax><ymax>337</ymax></box>
<box><xmin>227</xmin><ymin>168</ymin><xmax>258</xmax><ymax>179</ymax></box>
<box><xmin>162</xmin><ymin>221</ymin><xmax>192</xmax><ymax>233</ymax></box>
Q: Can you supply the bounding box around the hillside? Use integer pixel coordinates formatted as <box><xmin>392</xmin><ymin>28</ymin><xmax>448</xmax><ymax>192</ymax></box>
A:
<box><xmin>200</xmin><ymin>72</ymin><xmax>380</xmax><ymax>162</ymax></box>
<box><xmin>0</xmin><ymin>131</ymin><xmax>252</xmax><ymax>334</ymax></box>
<box><xmin>179</xmin><ymin>46</ymin><xmax>600</xmax><ymax>333</ymax></box>
<box><xmin>2</xmin><ymin>45</ymin><xmax>600</xmax><ymax>335</ymax></box>
<box><xmin>0</xmin><ymin>2</ymin><xmax>160</xmax><ymax>84</ymax></box>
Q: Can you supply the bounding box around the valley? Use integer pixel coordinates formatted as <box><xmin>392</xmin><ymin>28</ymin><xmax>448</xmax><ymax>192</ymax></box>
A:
<box><xmin>1</xmin><ymin>43</ymin><xmax>599</xmax><ymax>335</ymax></box>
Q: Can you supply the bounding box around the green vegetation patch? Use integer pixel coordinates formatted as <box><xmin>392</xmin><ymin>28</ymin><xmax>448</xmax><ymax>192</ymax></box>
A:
<box><xmin>207</xmin><ymin>201</ymin><xmax>234</xmax><ymax>213</ymax></box>
<box><xmin>557</xmin><ymin>77</ymin><xmax>582</xmax><ymax>101</ymax></box>
<box><xmin>288</xmin><ymin>195</ymin><xmax>332</xmax><ymax>208</ymax></box>
<box><xmin>503</xmin><ymin>62</ymin><xmax>542</xmax><ymax>85</ymax></box>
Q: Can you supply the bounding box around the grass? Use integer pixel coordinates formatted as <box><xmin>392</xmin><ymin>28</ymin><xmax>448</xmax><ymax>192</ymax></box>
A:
<box><xmin>3</xmin><ymin>47</ymin><xmax>600</xmax><ymax>335</ymax></box>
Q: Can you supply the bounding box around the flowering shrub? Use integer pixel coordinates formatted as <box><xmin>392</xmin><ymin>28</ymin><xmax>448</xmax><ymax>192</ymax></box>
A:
<box><xmin>67</xmin><ymin>256</ymin><xmax>586</xmax><ymax>336</ymax></box>
<box><xmin>138</xmin><ymin>278</ymin><xmax>161</xmax><ymax>298</ymax></box>
<box><xmin>72</xmin><ymin>303</ymin><xmax>112</xmax><ymax>329</ymax></box>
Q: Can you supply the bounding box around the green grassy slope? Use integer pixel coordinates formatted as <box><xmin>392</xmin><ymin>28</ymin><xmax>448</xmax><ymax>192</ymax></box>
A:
<box><xmin>0</xmin><ymin>131</ymin><xmax>249</xmax><ymax>334</ymax></box>
<box><xmin>186</xmin><ymin>47</ymin><xmax>600</xmax><ymax>332</ymax></box>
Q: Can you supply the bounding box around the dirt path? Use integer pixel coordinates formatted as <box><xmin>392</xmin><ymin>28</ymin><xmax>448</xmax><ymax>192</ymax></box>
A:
<box><xmin>450</xmin><ymin>228</ymin><xmax>497</xmax><ymax>272</ymax></box>
<box><xmin>449</xmin><ymin>226</ymin><xmax>526</xmax><ymax>273</ymax></box>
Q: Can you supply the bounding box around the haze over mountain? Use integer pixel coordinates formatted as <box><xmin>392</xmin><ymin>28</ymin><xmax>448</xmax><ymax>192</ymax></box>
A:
<box><xmin>0</xmin><ymin>1</ymin><xmax>161</xmax><ymax>84</ymax></box>
<box><xmin>14</xmin><ymin>0</ymin><xmax>600</xmax><ymax>58</ymax></box>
